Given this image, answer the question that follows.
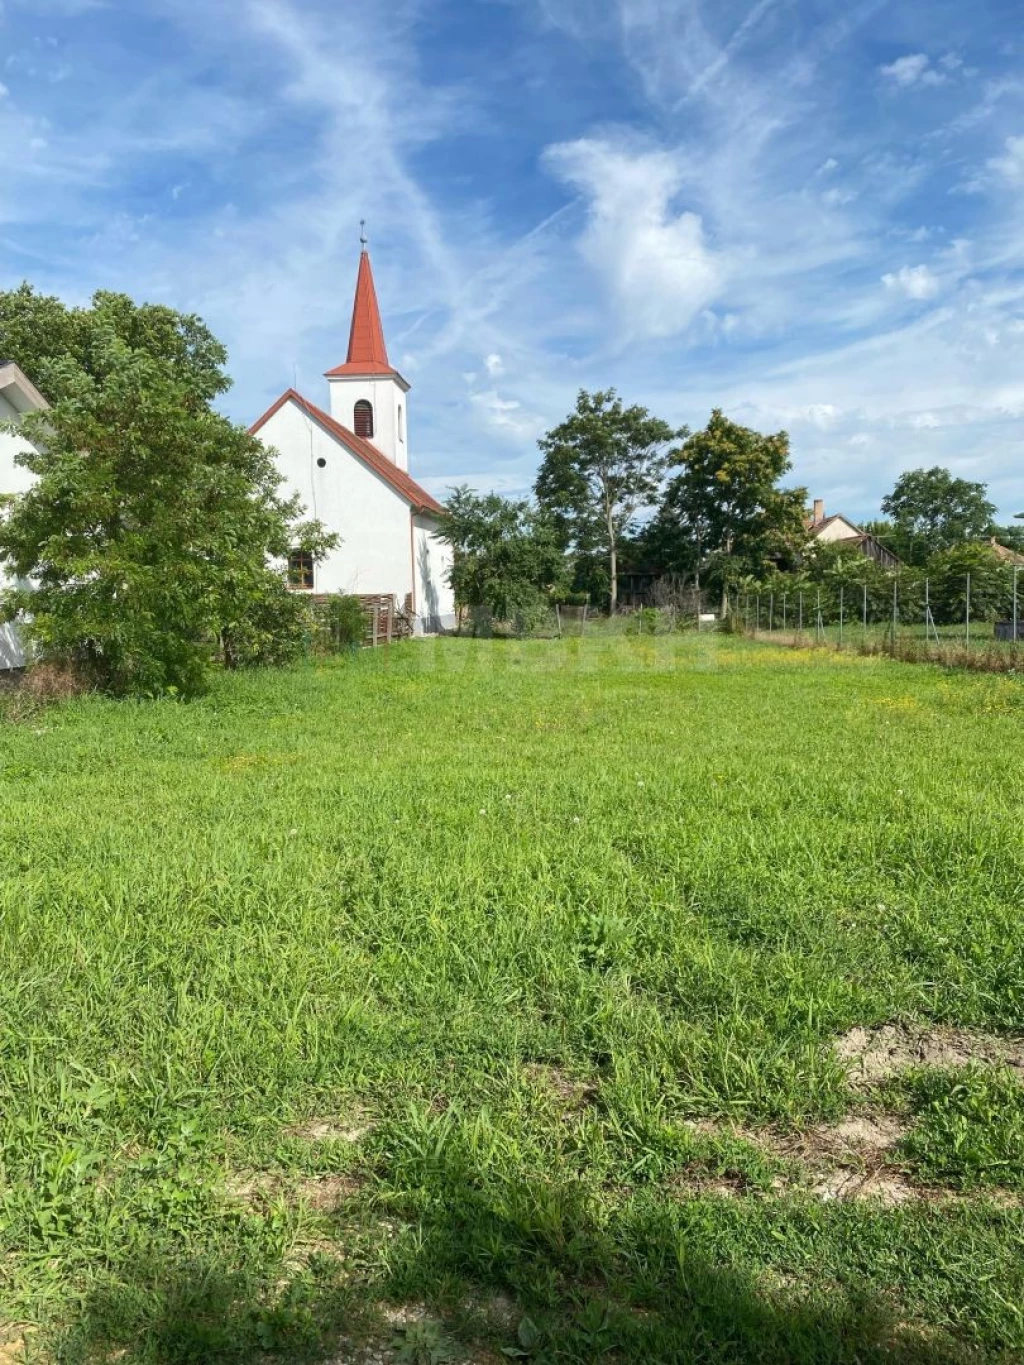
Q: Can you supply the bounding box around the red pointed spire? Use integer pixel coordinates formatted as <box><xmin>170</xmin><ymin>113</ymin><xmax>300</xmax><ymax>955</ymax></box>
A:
<box><xmin>326</xmin><ymin>243</ymin><xmax>397</xmax><ymax>378</ymax></box>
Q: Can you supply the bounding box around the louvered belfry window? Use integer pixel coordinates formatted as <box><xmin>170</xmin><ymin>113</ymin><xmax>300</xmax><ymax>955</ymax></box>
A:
<box><xmin>354</xmin><ymin>400</ymin><xmax>374</xmax><ymax>438</ymax></box>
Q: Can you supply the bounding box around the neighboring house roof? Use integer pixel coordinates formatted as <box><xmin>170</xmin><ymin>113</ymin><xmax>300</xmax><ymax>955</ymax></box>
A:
<box><xmin>249</xmin><ymin>388</ymin><xmax>444</xmax><ymax>516</ymax></box>
<box><xmin>806</xmin><ymin>512</ymin><xmax>862</xmax><ymax>538</ymax></box>
<box><xmin>324</xmin><ymin>248</ymin><xmax>408</xmax><ymax>385</ymax></box>
<box><xmin>805</xmin><ymin>500</ymin><xmax>901</xmax><ymax>568</ymax></box>
<box><xmin>0</xmin><ymin>361</ymin><xmax>49</xmax><ymax>415</ymax></box>
<box><xmin>989</xmin><ymin>537</ymin><xmax>1024</xmax><ymax>565</ymax></box>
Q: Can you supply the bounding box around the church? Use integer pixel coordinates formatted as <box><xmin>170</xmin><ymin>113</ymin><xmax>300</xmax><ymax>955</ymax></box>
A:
<box><xmin>250</xmin><ymin>242</ymin><xmax>456</xmax><ymax>633</ymax></box>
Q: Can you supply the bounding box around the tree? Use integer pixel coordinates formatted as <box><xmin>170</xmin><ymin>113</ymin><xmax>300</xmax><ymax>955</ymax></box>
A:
<box><xmin>926</xmin><ymin>543</ymin><xmax>1010</xmax><ymax>625</ymax></box>
<box><xmin>0</xmin><ymin>282</ymin><xmax>230</xmax><ymax>405</ymax></box>
<box><xmin>880</xmin><ymin>467</ymin><xmax>996</xmax><ymax>564</ymax></box>
<box><xmin>535</xmin><ymin>390</ymin><xmax>679</xmax><ymax>613</ymax></box>
<box><xmin>0</xmin><ymin>302</ymin><xmax>334</xmax><ymax>695</ymax></box>
<box><xmin>438</xmin><ymin>487</ymin><xmax>565</xmax><ymax>633</ymax></box>
<box><xmin>652</xmin><ymin>410</ymin><xmax>807</xmax><ymax>608</ymax></box>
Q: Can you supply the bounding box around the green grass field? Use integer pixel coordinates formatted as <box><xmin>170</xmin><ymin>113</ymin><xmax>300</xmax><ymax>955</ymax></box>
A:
<box><xmin>2</xmin><ymin>635</ymin><xmax>1023</xmax><ymax>1363</ymax></box>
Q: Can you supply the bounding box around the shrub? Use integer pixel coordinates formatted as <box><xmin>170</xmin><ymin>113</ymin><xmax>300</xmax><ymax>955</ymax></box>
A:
<box><xmin>221</xmin><ymin>585</ymin><xmax>313</xmax><ymax>670</ymax></box>
<box><xmin>321</xmin><ymin>594</ymin><xmax>365</xmax><ymax>650</ymax></box>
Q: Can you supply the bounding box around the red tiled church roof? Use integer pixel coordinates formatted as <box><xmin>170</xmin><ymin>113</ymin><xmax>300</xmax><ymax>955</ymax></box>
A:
<box><xmin>249</xmin><ymin>388</ymin><xmax>443</xmax><ymax>516</ymax></box>
<box><xmin>325</xmin><ymin>248</ymin><xmax>404</xmax><ymax>380</ymax></box>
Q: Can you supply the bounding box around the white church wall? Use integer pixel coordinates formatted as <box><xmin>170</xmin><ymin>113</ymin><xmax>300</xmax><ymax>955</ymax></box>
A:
<box><xmin>327</xmin><ymin>375</ymin><xmax>409</xmax><ymax>471</ymax></box>
<box><xmin>258</xmin><ymin>398</ymin><xmax>415</xmax><ymax>601</ymax></box>
<box><xmin>412</xmin><ymin>515</ymin><xmax>456</xmax><ymax>633</ymax></box>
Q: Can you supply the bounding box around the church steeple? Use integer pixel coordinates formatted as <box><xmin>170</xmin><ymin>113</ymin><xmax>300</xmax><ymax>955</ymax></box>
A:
<box><xmin>327</xmin><ymin>241</ymin><xmax>393</xmax><ymax>377</ymax></box>
<box><xmin>325</xmin><ymin>233</ymin><xmax>411</xmax><ymax>470</ymax></box>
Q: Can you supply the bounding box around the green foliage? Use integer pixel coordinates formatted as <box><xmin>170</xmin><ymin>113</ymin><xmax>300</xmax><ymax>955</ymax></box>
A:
<box><xmin>897</xmin><ymin>1066</ymin><xmax>1024</xmax><ymax>1190</ymax></box>
<box><xmin>439</xmin><ymin>486</ymin><xmax>565</xmax><ymax>632</ymax></box>
<box><xmin>535</xmin><ymin>389</ymin><xmax>680</xmax><ymax>611</ymax></box>
<box><xmin>881</xmin><ymin>467</ymin><xmax>997</xmax><ymax>565</ymax></box>
<box><xmin>0</xmin><ymin>288</ymin><xmax>336</xmax><ymax>694</ymax></box>
<box><xmin>320</xmin><ymin>593</ymin><xmax>367</xmax><ymax>650</ymax></box>
<box><xmin>650</xmin><ymin>409</ymin><xmax>807</xmax><ymax>593</ymax></box>
<box><xmin>0</xmin><ymin>281</ymin><xmax>231</xmax><ymax>404</ymax></box>
<box><xmin>392</xmin><ymin>1318</ymin><xmax>456</xmax><ymax>1364</ymax></box>
<box><xmin>925</xmin><ymin>542</ymin><xmax>1011</xmax><ymax>623</ymax></box>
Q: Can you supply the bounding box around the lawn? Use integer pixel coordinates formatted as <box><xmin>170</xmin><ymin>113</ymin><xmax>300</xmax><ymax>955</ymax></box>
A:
<box><xmin>1</xmin><ymin>634</ymin><xmax>1023</xmax><ymax>1363</ymax></box>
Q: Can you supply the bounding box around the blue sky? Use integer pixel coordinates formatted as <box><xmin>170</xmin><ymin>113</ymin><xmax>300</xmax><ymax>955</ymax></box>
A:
<box><xmin>2</xmin><ymin>0</ymin><xmax>1023</xmax><ymax>522</ymax></box>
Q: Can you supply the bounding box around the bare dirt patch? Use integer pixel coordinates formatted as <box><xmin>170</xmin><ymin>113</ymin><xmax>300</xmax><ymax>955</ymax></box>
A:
<box><xmin>780</xmin><ymin>1112</ymin><xmax>908</xmax><ymax>1163</ymax></box>
<box><xmin>836</xmin><ymin>1023</ymin><xmax>1024</xmax><ymax>1085</ymax></box>
<box><xmin>523</xmin><ymin>1062</ymin><xmax>596</xmax><ymax>1110</ymax></box>
<box><xmin>284</xmin><ymin>1109</ymin><xmax>373</xmax><ymax>1144</ymax></box>
<box><xmin>226</xmin><ymin>1170</ymin><xmax>361</xmax><ymax>1211</ymax></box>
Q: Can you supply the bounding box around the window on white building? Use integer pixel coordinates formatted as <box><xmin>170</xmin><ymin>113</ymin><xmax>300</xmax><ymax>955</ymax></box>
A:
<box><xmin>398</xmin><ymin>404</ymin><xmax>404</xmax><ymax>441</ymax></box>
<box><xmin>287</xmin><ymin>549</ymin><xmax>314</xmax><ymax>590</ymax></box>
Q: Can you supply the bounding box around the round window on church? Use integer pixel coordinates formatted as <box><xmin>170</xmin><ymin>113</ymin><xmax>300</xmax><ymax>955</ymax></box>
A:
<box><xmin>354</xmin><ymin>400</ymin><xmax>374</xmax><ymax>439</ymax></box>
<box><xmin>317</xmin><ymin>457</ymin><xmax>327</xmax><ymax>468</ymax></box>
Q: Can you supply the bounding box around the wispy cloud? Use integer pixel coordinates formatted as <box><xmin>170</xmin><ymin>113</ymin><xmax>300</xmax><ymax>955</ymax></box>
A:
<box><xmin>0</xmin><ymin>0</ymin><xmax>1022</xmax><ymax>519</ymax></box>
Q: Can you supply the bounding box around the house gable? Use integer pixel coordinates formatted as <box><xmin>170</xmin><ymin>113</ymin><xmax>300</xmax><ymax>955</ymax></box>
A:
<box><xmin>250</xmin><ymin>389</ymin><xmax>441</xmax><ymax>514</ymax></box>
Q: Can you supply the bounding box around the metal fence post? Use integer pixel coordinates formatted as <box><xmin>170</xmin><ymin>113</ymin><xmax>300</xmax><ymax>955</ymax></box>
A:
<box><xmin>862</xmin><ymin>582</ymin><xmax>868</xmax><ymax>637</ymax></box>
<box><xmin>839</xmin><ymin>584</ymin><xmax>844</xmax><ymax>648</ymax></box>
<box><xmin>891</xmin><ymin>577</ymin><xmax>898</xmax><ymax>654</ymax></box>
<box><xmin>798</xmin><ymin>591</ymin><xmax>804</xmax><ymax>634</ymax></box>
<box><xmin>965</xmin><ymin>572</ymin><xmax>971</xmax><ymax>647</ymax></box>
<box><xmin>782</xmin><ymin>592</ymin><xmax>788</xmax><ymax>632</ymax></box>
<box><xmin>816</xmin><ymin>588</ymin><xmax>822</xmax><ymax>642</ymax></box>
<box><xmin>756</xmin><ymin>593</ymin><xmax>761</xmax><ymax>633</ymax></box>
<box><xmin>769</xmin><ymin>591</ymin><xmax>774</xmax><ymax>633</ymax></box>
<box><xmin>1014</xmin><ymin>566</ymin><xmax>1019</xmax><ymax>643</ymax></box>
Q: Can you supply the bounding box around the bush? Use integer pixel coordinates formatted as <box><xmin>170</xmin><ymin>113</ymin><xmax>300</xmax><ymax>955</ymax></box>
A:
<box><xmin>221</xmin><ymin>585</ymin><xmax>313</xmax><ymax>670</ymax></box>
<box><xmin>320</xmin><ymin>594</ymin><xmax>366</xmax><ymax>651</ymax></box>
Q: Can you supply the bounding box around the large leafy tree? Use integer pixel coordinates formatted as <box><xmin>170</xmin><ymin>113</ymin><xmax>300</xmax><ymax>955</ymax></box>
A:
<box><xmin>439</xmin><ymin>486</ymin><xmax>565</xmax><ymax>632</ymax></box>
<box><xmin>881</xmin><ymin>466</ymin><xmax>996</xmax><ymax>564</ymax></box>
<box><xmin>535</xmin><ymin>389</ymin><xmax>679</xmax><ymax>613</ymax></box>
<box><xmin>0</xmin><ymin>282</ymin><xmax>229</xmax><ymax>405</ymax></box>
<box><xmin>651</xmin><ymin>410</ymin><xmax>807</xmax><ymax>605</ymax></box>
<box><xmin>0</xmin><ymin>288</ymin><xmax>333</xmax><ymax>695</ymax></box>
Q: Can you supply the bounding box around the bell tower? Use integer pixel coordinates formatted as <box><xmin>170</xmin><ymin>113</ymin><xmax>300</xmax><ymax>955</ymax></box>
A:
<box><xmin>325</xmin><ymin>227</ymin><xmax>410</xmax><ymax>471</ymax></box>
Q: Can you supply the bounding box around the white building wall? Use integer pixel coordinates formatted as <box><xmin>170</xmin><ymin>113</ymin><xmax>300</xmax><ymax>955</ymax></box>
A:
<box><xmin>258</xmin><ymin>398</ymin><xmax>415</xmax><ymax>601</ymax></box>
<box><xmin>326</xmin><ymin>375</ymin><xmax>409</xmax><ymax>470</ymax></box>
<box><xmin>0</xmin><ymin>391</ymin><xmax>40</xmax><ymax>497</ymax></box>
<box><xmin>0</xmin><ymin>391</ymin><xmax>41</xmax><ymax>668</ymax></box>
<box><xmin>412</xmin><ymin>515</ymin><xmax>456</xmax><ymax>633</ymax></box>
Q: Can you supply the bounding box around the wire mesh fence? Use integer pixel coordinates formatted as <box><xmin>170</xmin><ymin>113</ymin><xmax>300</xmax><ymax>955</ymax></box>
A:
<box><xmin>739</xmin><ymin>565</ymin><xmax>1023</xmax><ymax>667</ymax></box>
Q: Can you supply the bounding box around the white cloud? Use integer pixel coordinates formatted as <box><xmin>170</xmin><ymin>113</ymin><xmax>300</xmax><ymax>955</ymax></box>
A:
<box><xmin>469</xmin><ymin>389</ymin><xmax>543</xmax><ymax>440</ymax></box>
<box><xmin>817</xmin><ymin>157</ymin><xmax>839</xmax><ymax>174</ymax></box>
<box><xmin>882</xmin><ymin>264</ymin><xmax>940</xmax><ymax>300</ymax></box>
<box><xmin>880</xmin><ymin>53</ymin><xmax>945</xmax><ymax>88</ymax></box>
<box><xmin>0</xmin><ymin>81</ymin><xmax>8</xmax><ymax>98</ymax></box>
<box><xmin>543</xmin><ymin>136</ymin><xmax>723</xmax><ymax>338</ymax></box>
<box><xmin>988</xmin><ymin>135</ymin><xmax>1024</xmax><ymax>183</ymax></box>
<box><xmin>484</xmin><ymin>352</ymin><xmax>504</xmax><ymax>377</ymax></box>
